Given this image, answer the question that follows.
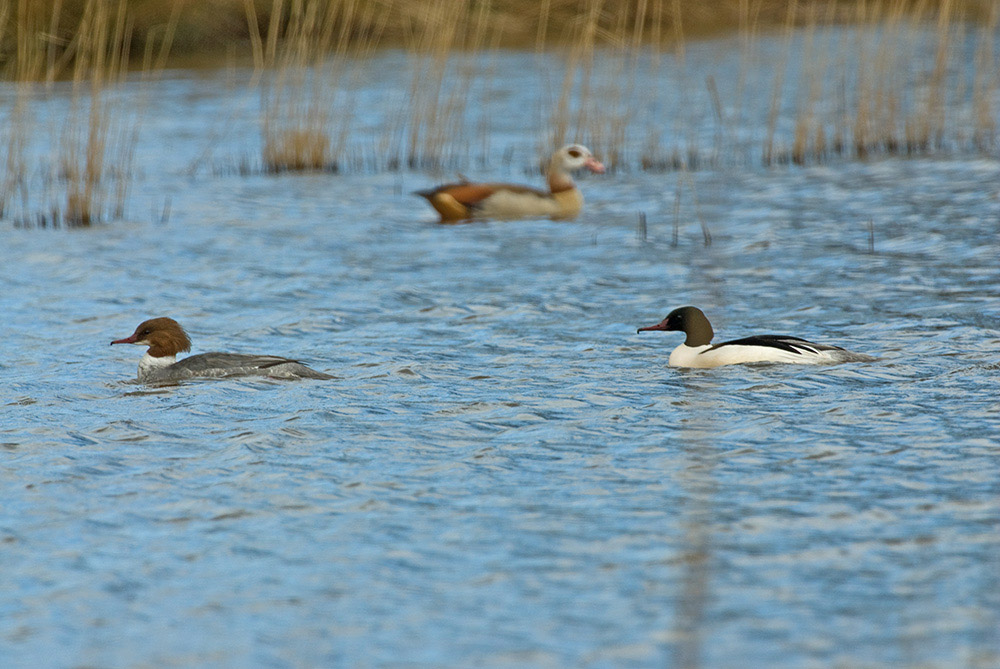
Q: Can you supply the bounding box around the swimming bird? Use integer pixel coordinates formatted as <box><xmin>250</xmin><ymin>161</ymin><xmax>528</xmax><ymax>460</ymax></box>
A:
<box><xmin>414</xmin><ymin>144</ymin><xmax>605</xmax><ymax>222</ymax></box>
<box><xmin>636</xmin><ymin>306</ymin><xmax>876</xmax><ymax>368</ymax></box>
<box><xmin>110</xmin><ymin>317</ymin><xmax>333</xmax><ymax>382</ymax></box>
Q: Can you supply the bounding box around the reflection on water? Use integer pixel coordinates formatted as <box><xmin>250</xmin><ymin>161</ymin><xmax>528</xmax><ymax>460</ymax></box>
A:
<box><xmin>2</xmin><ymin>36</ymin><xmax>1000</xmax><ymax>669</ymax></box>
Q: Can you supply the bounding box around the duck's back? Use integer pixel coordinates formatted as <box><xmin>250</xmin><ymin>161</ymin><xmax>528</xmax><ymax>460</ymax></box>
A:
<box><xmin>144</xmin><ymin>352</ymin><xmax>333</xmax><ymax>381</ymax></box>
<box><xmin>695</xmin><ymin>335</ymin><xmax>875</xmax><ymax>366</ymax></box>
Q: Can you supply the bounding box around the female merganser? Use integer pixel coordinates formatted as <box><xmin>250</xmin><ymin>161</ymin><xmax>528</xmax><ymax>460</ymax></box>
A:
<box><xmin>111</xmin><ymin>317</ymin><xmax>333</xmax><ymax>382</ymax></box>
<box><xmin>636</xmin><ymin>306</ymin><xmax>876</xmax><ymax>368</ymax></box>
<box><xmin>415</xmin><ymin>144</ymin><xmax>605</xmax><ymax>222</ymax></box>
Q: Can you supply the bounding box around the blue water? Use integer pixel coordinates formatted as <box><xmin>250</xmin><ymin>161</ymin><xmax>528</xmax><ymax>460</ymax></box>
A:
<box><xmin>3</xmin><ymin>41</ymin><xmax>1000</xmax><ymax>668</ymax></box>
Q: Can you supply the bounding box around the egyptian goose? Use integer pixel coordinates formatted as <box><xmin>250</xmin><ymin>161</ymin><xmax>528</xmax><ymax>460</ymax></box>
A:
<box><xmin>637</xmin><ymin>306</ymin><xmax>876</xmax><ymax>368</ymax></box>
<box><xmin>415</xmin><ymin>144</ymin><xmax>605</xmax><ymax>222</ymax></box>
<box><xmin>111</xmin><ymin>317</ymin><xmax>333</xmax><ymax>382</ymax></box>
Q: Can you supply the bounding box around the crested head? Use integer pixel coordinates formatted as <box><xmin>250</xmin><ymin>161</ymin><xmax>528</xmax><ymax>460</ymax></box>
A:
<box><xmin>637</xmin><ymin>305</ymin><xmax>714</xmax><ymax>347</ymax></box>
<box><xmin>111</xmin><ymin>317</ymin><xmax>192</xmax><ymax>358</ymax></box>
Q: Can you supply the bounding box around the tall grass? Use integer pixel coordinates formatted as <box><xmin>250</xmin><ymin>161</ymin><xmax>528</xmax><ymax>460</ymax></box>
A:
<box><xmin>252</xmin><ymin>0</ymin><xmax>388</xmax><ymax>173</ymax></box>
<box><xmin>622</xmin><ymin>0</ymin><xmax>1000</xmax><ymax>170</ymax></box>
<box><xmin>0</xmin><ymin>0</ymin><xmax>177</xmax><ymax>227</ymax></box>
<box><xmin>2</xmin><ymin>0</ymin><xmax>997</xmax><ymax>227</ymax></box>
<box><xmin>370</xmin><ymin>0</ymin><xmax>998</xmax><ymax>174</ymax></box>
<box><xmin>167</xmin><ymin>0</ymin><xmax>1000</xmax><ymax>178</ymax></box>
<box><xmin>251</xmin><ymin>0</ymin><xmax>506</xmax><ymax>173</ymax></box>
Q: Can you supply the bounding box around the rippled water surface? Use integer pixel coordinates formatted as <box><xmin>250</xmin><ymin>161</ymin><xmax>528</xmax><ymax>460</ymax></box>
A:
<box><xmin>3</xmin><ymin>46</ymin><xmax>1000</xmax><ymax>667</ymax></box>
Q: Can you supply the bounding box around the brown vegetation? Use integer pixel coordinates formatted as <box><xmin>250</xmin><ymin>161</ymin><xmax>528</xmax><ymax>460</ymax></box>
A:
<box><xmin>0</xmin><ymin>0</ymin><xmax>997</xmax><ymax>226</ymax></box>
<box><xmin>2</xmin><ymin>0</ymin><xmax>998</xmax><ymax>73</ymax></box>
<box><xmin>1</xmin><ymin>0</ymin><xmax>178</xmax><ymax>227</ymax></box>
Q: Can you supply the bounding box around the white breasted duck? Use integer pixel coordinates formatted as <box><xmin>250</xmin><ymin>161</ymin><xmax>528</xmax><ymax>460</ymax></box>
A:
<box><xmin>111</xmin><ymin>317</ymin><xmax>333</xmax><ymax>382</ymax></box>
<box><xmin>636</xmin><ymin>306</ymin><xmax>876</xmax><ymax>368</ymax></box>
<box><xmin>415</xmin><ymin>144</ymin><xmax>605</xmax><ymax>222</ymax></box>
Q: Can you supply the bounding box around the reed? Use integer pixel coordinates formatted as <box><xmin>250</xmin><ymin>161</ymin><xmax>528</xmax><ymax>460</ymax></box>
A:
<box><xmin>240</xmin><ymin>0</ymin><xmax>998</xmax><ymax>178</ymax></box>
<box><xmin>257</xmin><ymin>0</ymin><xmax>333</xmax><ymax>173</ymax></box>
<box><xmin>3</xmin><ymin>0</ymin><xmax>997</xmax><ymax>228</ymax></box>
<box><xmin>970</xmin><ymin>1</ymin><xmax>998</xmax><ymax>151</ymax></box>
<box><xmin>1</xmin><ymin>0</ymin><xmax>177</xmax><ymax>227</ymax></box>
<box><xmin>3</xmin><ymin>1</ymin><xmax>997</xmax><ymax>72</ymax></box>
<box><xmin>254</xmin><ymin>0</ymin><xmax>393</xmax><ymax>173</ymax></box>
<box><xmin>398</xmin><ymin>0</ymin><xmax>481</xmax><ymax>170</ymax></box>
<box><xmin>524</xmin><ymin>0</ymin><xmax>997</xmax><ymax>172</ymax></box>
<box><xmin>733</xmin><ymin>0</ymin><xmax>1000</xmax><ymax>167</ymax></box>
<box><xmin>762</xmin><ymin>0</ymin><xmax>799</xmax><ymax>167</ymax></box>
<box><xmin>251</xmin><ymin>0</ymin><xmax>511</xmax><ymax>174</ymax></box>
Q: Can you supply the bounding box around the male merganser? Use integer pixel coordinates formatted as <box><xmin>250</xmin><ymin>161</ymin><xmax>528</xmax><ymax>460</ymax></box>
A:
<box><xmin>636</xmin><ymin>306</ymin><xmax>876</xmax><ymax>368</ymax></box>
<box><xmin>415</xmin><ymin>144</ymin><xmax>605</xmax><ymax>222</ymax></box>
<box><xmin>111</xmin><ymin>317</ymin><xmax>333</xmax><ymax>382</ymax></box>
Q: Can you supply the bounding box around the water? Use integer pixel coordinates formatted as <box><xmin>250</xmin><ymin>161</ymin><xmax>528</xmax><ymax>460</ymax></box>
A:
<box><xmin>3</xmin><ymin>44</ymin><xmax>1000</xmax><ymax>668</ymax></box>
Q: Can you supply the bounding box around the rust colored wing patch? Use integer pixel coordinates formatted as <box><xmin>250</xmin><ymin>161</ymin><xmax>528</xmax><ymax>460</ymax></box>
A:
<box><xmin>415</xmin><ymin>182</ymin><xmax>498</xmax><ymax>221</ymax></box>
<box><xmin>415</xmin><ymin>181</ymin><xmax>553</xmax><ymax>221</ymax></box>
<box><xmin>430</xmin><ymin>183</ymin><xmax>499</xmax><ymax>206</ymax></box>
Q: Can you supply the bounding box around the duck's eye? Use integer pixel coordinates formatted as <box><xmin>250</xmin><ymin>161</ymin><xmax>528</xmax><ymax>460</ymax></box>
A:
<box><xmin>140</xmin><ymin>329</ymin><xmax>151</xmax><ymax>336</ymax></box>
<box><xmin>568</xmin><ymin>149</ymin><xmax>582</xmax><ymax>158</ymax></box>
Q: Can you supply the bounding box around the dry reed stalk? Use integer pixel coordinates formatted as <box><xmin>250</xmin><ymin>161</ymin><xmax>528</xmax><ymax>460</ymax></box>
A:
<box><xmin>1</xmin><ymin>1</ymin><xmax>43</xmax><ymax>219</ymax></box>
<box><xmin>894</xmin><ymin>0</ymin><xmax>939</xmax><ymax>153</ymax></box>
<box><xmin>970</xmin><ymin>1</ymin><xmax>998</xmax><ymax>150</ymax></box>
<box><xmin>733</xmin><ymin>0</ymin><xmax>762</xmax><ymax>139</ymax></box>
<box><xmin>401</xmin><ymin>0</ymin><xmax>460</xmax><ymax>168</ymax></box>
<box><xmin>812</xmin><ymin>2</ymin><xmax>840</xmax><ymax>159</ymax></box>
<box><xmin>637</xmin><ymin>0</ymin><xmax>668</xmax><ymax>170</ymax></box>
<box><xmin>763</xmin><ymin>0</ymin><xmax>798</xmax><ymax>166</ymax></box>
<box><xmin>790</xmin><ymin>7</ymin><xmax>814</xmax><ymax>165</ymax></box>
<box><xmin>0</xmin><ymin>86</ymin><xmax>30</xmax><ymax>219</ymax></box>
<box><xmin>576</xmin><ymin>0</ymin><xmax>645</xmax><ymax>168</ymax></box>
<box><xmin>10</xmin><ymin>0</ymin><xmax>44</xmax><ymax>81</ymax></box>
<box><xmin>5</xmin><ymin>0</ymin><xmax>999</xmax><ymax>71</ymax></box>
<box><xmin>389</xmin><ymin>0</ymin><xmax>504</xmax><ymax>171</ymax></box>
<box><xmin>10</xmin><ymin>0</ymin><xmax>994</xmax><ymax>197</ymax></box>
<box><xmin>535</xmin><ymin>0</ymin><xmax>552</xmax><ymax>52</ymax></box>
<box><xmin>611</xmin><ymin>0</ymin><xmax>665</xmax><ymax>167</ymax></box>
<box><xmin>669</xmin><ymin>0</ymin><xmax>692</xmax><ymax>169</ymax></box>
<box><xmin>546</xmin><ymin>0</ymin><xmax>672</xmax><ymax>168</ymax></box>
<box><xmin>569</xmin><ymin>0</ymin><xmax>601</xmax><ymax>148</ymax></box>
<box><xmin>257</xmin><ymin>0</ymin><xmax>390</xmax><ymax>173</ymax></box>
<box><xmin>850</xmin><ymin>1</ymin><xmax>882</xmax><ymax>159</ymax></box>
<box><xmin>870</xmin><ymin>0</ymin><xmax>901</xmax><ymax>155</ymax></box>
<box><xmin>229</xmin><ymin>0</ymin><xmax>999</xmax><ymax>177</ymax></box>
<box><xmin>547</xmin><ymin>0</ymin><xmax>602</xmax><ymax>152</ymax></box>
<box><xmin>421</xmin><ymin>0</ymin><xmax>493</xmax><ymax>169</ymax></box>
<box><xmin>790</xmin><ymin>2</ymin><xmax>837</xmax><ymax>164</ymax></box>
<box><xmin>1</xmin><ymin>0</ymin><xmax>175</xmax><ymax>227</ymax></box>
<box><xmin>328</xmin><ymin>0</ymin><xmax>388</xmax><ymax>165</ymax></box>
<box><xmin>0</xmin><ymin>1</ymin><xmax>9</xmax><ymax>64</ymax></box>
<box><xmin>260</xmin><ymin>0</ymin><xmax>332</xmax><ymax>172</ymax></box>
<box><xmin>61</xmin><ymin>0</ymin><xmax>136</xmax><ymax>226</ymax></box>
<box><xmin>925</xmin><ymin>0</ymin><xmax>954</xmax><ymax>151</ymax></box>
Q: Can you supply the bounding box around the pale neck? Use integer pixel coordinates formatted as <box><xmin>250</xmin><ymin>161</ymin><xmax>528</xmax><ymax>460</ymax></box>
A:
<box><xmin>138</xmin><ymin>352</ymin><xmax>177</xmax><ymax>379</ymax></box>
